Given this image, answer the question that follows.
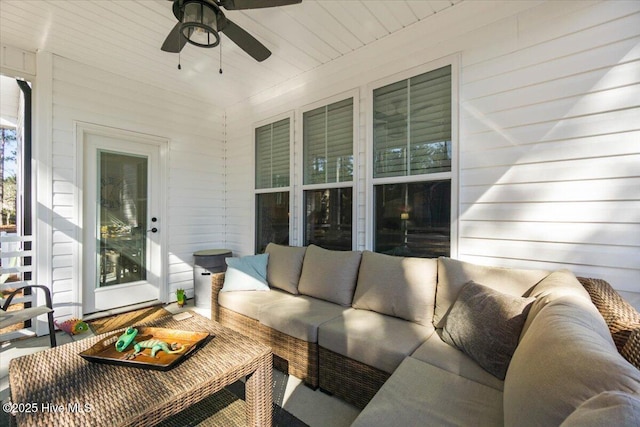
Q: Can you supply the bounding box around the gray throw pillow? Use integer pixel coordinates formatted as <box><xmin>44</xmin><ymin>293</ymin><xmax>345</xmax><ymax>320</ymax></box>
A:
<box><xmin>264</xmin><ymin>243</ymin><xmax>307</xmax><ymax>294</ymax></box>
<box><xmin>434</xmin><ymin>257</ymin><xmax>549</xmax><ymax>328</ymax></box>
<box><xmin>442</xmin><ymin>280</ymin><xmax>534</xmax><ymax>380</ymax></box>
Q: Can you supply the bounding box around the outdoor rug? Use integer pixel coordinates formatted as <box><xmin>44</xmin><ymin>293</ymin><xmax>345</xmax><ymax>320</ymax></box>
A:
<box><xmin>156</xmin><ymin>382</ymin><xmax>309</xmax><ymax>427</ymax></box>
<box><xmin>87</xmin><ymin>305</ymin><xmax>171</xmax><ymax>334</ymax></box>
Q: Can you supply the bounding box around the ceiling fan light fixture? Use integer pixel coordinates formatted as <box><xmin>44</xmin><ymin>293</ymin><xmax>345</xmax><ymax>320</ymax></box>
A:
<box><xmin>181</xmin><ymin>0</ymin><xmax>220</xmax><ymax>48</ymax></box>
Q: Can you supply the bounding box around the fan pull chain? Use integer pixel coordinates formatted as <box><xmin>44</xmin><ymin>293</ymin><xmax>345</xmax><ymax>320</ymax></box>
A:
<box><xmin>178</xmin><ymin>49</ymin><xmax>182</xmax><ymax>70</ymax></box>
<box><xmin>219</xmin><ymin>40</ymin><xmax>223</xmax><ymax>74</ymax></box>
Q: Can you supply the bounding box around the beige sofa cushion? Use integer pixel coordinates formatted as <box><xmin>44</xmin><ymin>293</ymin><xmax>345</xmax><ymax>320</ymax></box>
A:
<box><xmin>259</xmin><ymin>296</ymin><xmax>351</xmax><ymax>342</ymax></box>
<box><xmin>559</xmin><ymin>391</ymin><xmax>640</xmax><ymax>427</ymax></box>
<box><xmin>298</xmin><ymin>245</ymin><xmax>362</xmax><ymax>306</ymax></box>
<box><xmin>411</xmin><ymin>332</ymin><xmax>504</xmax><ymax>391</ymax></box>
<box><xmin>352</xmin><ymin>251</ymin><xmax>437</xmax><ymax>326</ymax></box>
<box><xmin>521</xmin><ymin>269</ymin><xmax>591</xmax><ymax>337</ymax></box>
<box><xmin>218</xmin><ymin>288</ymin><xmax>297</xmax><ymax>320</ymax></box>
<box><xmin>434</xmin><ymin>257</ymin><xmax>549</xmax><ymax>328</ymax></box>
<box><xmin>504</xmin><ymin>296</ymin><xmax>640</xmax><ymax>427</ymax></box>
<box><xmin>351</xmin><ymin>357</ymin><xmax>503</xmax><ymax>427</ymax></box>
<box><xmin>265</xmin><ymin>243</ymin><xmax>307</xmax><ymax>294</ymax></box>
<box><xmin>319</xmin><ymin>309</ymin><xmax>433</xmax><ymax>373</ymax></box>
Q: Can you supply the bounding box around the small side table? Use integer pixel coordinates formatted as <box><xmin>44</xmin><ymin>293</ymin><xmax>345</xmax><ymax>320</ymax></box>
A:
<box><xmin>193</xmin><ymin>249</ymin><xmax>232</xmax><ymax>309</ymax></box>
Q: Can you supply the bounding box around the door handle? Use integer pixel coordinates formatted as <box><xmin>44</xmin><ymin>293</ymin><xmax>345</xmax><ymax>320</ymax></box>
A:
<box><xmin>147</xmin><ymin>227</ymin><xmax>158</xmax><ymax>233</ymax></box>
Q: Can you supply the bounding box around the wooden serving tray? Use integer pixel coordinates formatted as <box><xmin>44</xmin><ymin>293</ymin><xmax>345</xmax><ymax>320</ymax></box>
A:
<box><xmin>80</xmin><ymin>327</ymin><xmax>210</xmax><ymax>371</ymax></box>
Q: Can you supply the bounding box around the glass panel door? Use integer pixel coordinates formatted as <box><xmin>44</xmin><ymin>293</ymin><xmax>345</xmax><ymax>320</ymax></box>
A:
<box><xmin>81</xmin><ymin>125</ymin><xmax>163</xmax><ymax>315</ymax></box>
<box><xmin>98</xmin><ymin>151</ymin><xmax>147</xmax><ymax>287</ymax></box>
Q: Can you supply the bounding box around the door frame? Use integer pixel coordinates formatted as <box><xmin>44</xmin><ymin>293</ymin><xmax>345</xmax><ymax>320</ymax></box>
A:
<box><xmin>75</xmin><ymin>122</ymin><xmax>168</xmax><ymax>316</ymax></box>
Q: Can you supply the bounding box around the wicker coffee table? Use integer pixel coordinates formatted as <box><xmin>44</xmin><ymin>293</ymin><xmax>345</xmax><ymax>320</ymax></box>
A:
<box><xmin>8</xmin><ymin>311</ymin><xmax>272</xmax><ymax>427</ymax></box>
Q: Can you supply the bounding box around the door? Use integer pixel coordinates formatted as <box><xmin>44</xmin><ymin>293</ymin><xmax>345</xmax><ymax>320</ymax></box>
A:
<box><xmin>82</xmin><ymin>128</ymin><xmax>164</xmax><ymax>314</ymax></box>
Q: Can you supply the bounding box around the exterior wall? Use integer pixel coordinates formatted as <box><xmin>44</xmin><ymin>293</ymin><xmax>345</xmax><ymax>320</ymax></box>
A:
<box><xmin>48</xmin><ymin>55</ymin><xmax>225</xmax><ymax>320</ymax></box>
<box><xmin>458</xmin><ymin>1</ymin><xmax>639</xmax><ymax>290</ymax></box>
<box><xmin>224</xmin><ymin>1</ymin><xmax>640</xmax><ymax>292</ymax></box>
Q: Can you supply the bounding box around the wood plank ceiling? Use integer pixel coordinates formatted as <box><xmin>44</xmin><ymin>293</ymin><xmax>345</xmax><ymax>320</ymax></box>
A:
<box><xmin>0</xmin><ymin>0</ymin><xmax>462</xmax><ymax>108</ymax></box>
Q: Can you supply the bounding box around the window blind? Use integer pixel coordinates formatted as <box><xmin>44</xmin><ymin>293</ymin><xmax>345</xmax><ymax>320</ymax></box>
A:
<box><xmin>255</xmin><ymin>118</ymin><xmax>290</xmax><ymax>189</ymax></box>
<box><xmin>303</xmin><ymin>98</ymin><xmax>353</xmax><ymax>185</ymax></box>
<box><xmin>373</xmin><ymin>65</ymin><xmax>451</xmax><ymax>178</ymax></box>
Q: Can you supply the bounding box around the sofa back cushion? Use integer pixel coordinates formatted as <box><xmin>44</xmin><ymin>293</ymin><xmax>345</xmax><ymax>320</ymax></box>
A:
<box><xmin>297</xmin><ymin>245</ymin><xmax>362</xmax><ymax>306</ymax></box>
<box><xmin>265</xmin><ymin>243</ymin><xmax>307</xmax><ymax>294</ymax></box>
<box><xmin>434</xmin><ymin>257</ymin><xmax>549</xmax><ymax>328</ymax></box>
<box><xmin>352</xmin><ymin>251</ymin><xmax>437</xmax><ymax>326</ymax></box>
<box><xmin>559</xmin><ymin>391</ymin><xmax>640</xmax><ymax>427</ymax></box>
<box><xmin>520</xmin><ymin>269</ymin><xmax>591</xmax><ymax>338</ymax></box>
<box><xmin>504</xmin><ymin>296</ymin><xmax>640</xmax><ymax>427</ymax></box>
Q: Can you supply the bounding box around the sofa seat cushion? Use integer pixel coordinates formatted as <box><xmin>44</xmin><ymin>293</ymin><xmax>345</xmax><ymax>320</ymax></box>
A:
<box><xmin>435</xmin><ymin>257</ymin><xmax>549</xmax><ymax>328</ymax></box>
<box><xmin>265</xmin><ymin>243</ymin><xmax>307</xmax><ymax>294</ymax></box>
<box><xmin>352</xmin><ymin>251</ymin><xmax>437</xmax><ymax>326</ymax></box>
<box><xmin>504</xmin><ymin>296</ymin><xmax>640</xmax><ymax>427</ymax></box>
<box><xmin>259</xmin><ymin>296</ymin><xmax>352</xmax><ymax>342</ymax></box>
<box><xmin>319</xmin><ymin>309</ymin><xmax>433</xmax><ymax>373</ymax></box>
<box><xmin>411</xmin><ymin>331</ymin><xmax>504</xmax><ymax>391</ymax></box>
<box><xmin>297</xmin><ymin>245</ymin><xmax>362</xmax><ymax>306</ymax></box>
<box><xmin>218</xmin><ymin>288</ymin><xmax>298</xmax><ymax>320</ymax></box>
<box><xmin>352</xmin><ymin>357</ymin><xmax>503</xmax><ymax>427</ymax></box>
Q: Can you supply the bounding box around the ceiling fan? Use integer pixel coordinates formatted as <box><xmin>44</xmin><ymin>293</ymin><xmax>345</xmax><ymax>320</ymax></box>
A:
<box><xmin>161</xmin><ymin>0</ymin><xmax>302</xmax><ymax>62</ymax></box>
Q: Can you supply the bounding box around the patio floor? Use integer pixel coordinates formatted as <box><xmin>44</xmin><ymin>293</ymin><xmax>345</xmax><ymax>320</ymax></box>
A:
<box><xmin>0</xmin><ymin>304</ymin><xmax>360</xmax><ymax>427</ymax></box>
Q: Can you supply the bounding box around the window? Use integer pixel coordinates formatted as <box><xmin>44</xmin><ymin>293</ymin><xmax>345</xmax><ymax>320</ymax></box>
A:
<box><xmin>302</xmin><ymin>97</ymin><xmax>354</xmax><ymax>250</ymax></box>
<box><xmin>372</xmin><ymin>65</ymin><xmax>453</xmax><ymax>257</ymax></box>
<box><xmin>303</xmin><ymin>98</ymin><xmax>353</xmax><ymax>184</ymax></box>
<box><xmin>374</xmin><ymin>181</ymin><xmax>450</xmax><ymax>257</ymax></box>
<box><xmin>255</xmin><ymin>117</ymin><xmax>291</xmax><ymax>253</ymax></box>
<box><xmin>255</xmin><ymin>118</ymin><xmax>290</xmax><ymax>189</ymax></box>
<box><xmin>304</xmin><ymin>187</ymin><xmax>352</xmax><ymax>251</ymax></box>
<box><xmin>256</xmin><ymin>191</ymin><xmax>289</xmax><ymax>253</ymax></box>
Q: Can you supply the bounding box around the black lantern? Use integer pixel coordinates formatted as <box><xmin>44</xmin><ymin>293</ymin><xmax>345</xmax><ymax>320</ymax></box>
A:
<box><xmin>181</xmin><ymin>0</ymin><xmax>220</xmax><ymax>48</ymax></box>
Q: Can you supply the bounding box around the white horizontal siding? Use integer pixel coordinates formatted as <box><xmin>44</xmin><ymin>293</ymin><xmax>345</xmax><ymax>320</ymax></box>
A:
<box><xmin>50</xmin><ymin>55</ymin><xmax>225</xmax><ymax>318</ymax></box>
<box><xmin>225</xmin><ymin>0</ymin><xmax>640</xmax><ymax>293</ymax></box>
<box><xmin>458</xmin><ymin>1</ymin><xmax>640</xmax><ymax>291</ymax></box>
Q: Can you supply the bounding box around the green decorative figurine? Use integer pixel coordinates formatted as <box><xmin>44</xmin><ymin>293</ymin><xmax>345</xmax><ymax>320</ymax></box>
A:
<box><xmin>115</xmin><ymin>327</ymin><xmax>185</xmax><ymax>359</ymax></box>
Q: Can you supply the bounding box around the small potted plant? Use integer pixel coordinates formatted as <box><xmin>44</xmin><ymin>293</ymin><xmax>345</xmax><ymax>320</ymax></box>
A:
<box><xmin>176</xmin><ymin>288</ymin><xmax>186</xmax><ymax>307</ymax></box>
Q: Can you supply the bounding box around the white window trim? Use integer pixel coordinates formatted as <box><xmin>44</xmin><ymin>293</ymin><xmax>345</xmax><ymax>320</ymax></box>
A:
<box><xmin>296</xmin><ymin>89</ymin><xmax>360</xmax><ymax>250</ymax></box>
<box><xmin>252</xmin><ymin>111</ymin><xmax>295</xmax><ymax>251</ymax></box>
<box><xmin>365</xmin><ymin>54</ymin><xmax>459</xmax><ymax>257</ymax></box>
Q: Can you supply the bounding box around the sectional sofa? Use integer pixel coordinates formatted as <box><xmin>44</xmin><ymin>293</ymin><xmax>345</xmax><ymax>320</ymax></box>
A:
<box><xmin>210</xmin><ymin>243</ymin><xmax>640</xmax><ymax>426</ymax></box>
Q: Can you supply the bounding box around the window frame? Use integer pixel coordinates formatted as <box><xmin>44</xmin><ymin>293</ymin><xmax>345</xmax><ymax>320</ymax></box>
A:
<box><xmin>366</xmin><ymin>55</ymin><xmax>459</xmax><ymax>257</ymax></box>
<box><xmin>297</xmin><ymin>89</ymin><xmax>360</xmax><ymax>250</ymax></box>
<box><xmin>252</xmin><ymin>111</ymin><xmax>295</xmax><ymax>253</ymax></box>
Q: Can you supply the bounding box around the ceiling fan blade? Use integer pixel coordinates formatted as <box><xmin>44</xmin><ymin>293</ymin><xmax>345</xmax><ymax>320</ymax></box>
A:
<box><xmin>221</xmin><ymin>19</ymin><xmax>271</xmax><ymax>61</ymax></box>
<box><xmin>161</xmin><ymin>22</ymin><xmax>187</xmax><ymax>53</ymax></box>
<box><xmin>219</xmin><ymin>0</ymin><xmax>301</xmax><ymax>10</ymax></box>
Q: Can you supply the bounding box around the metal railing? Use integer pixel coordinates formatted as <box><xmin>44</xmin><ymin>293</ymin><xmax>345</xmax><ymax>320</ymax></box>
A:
<box><xmin>0</xmin><ymin>233</ymin><xmax>35</xmax><ymax>340</ymax></box>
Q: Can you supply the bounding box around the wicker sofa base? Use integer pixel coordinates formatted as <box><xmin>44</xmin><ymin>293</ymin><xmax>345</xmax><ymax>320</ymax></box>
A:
<box><xmin>319</xmin><ymin>346</ymin><xmax>391</xmax><ymax>409</ymax></box>
<box><xmin>216</xmin><ymin>305</ymin><xmax>319</xmax><ymax>388</ymax></box>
